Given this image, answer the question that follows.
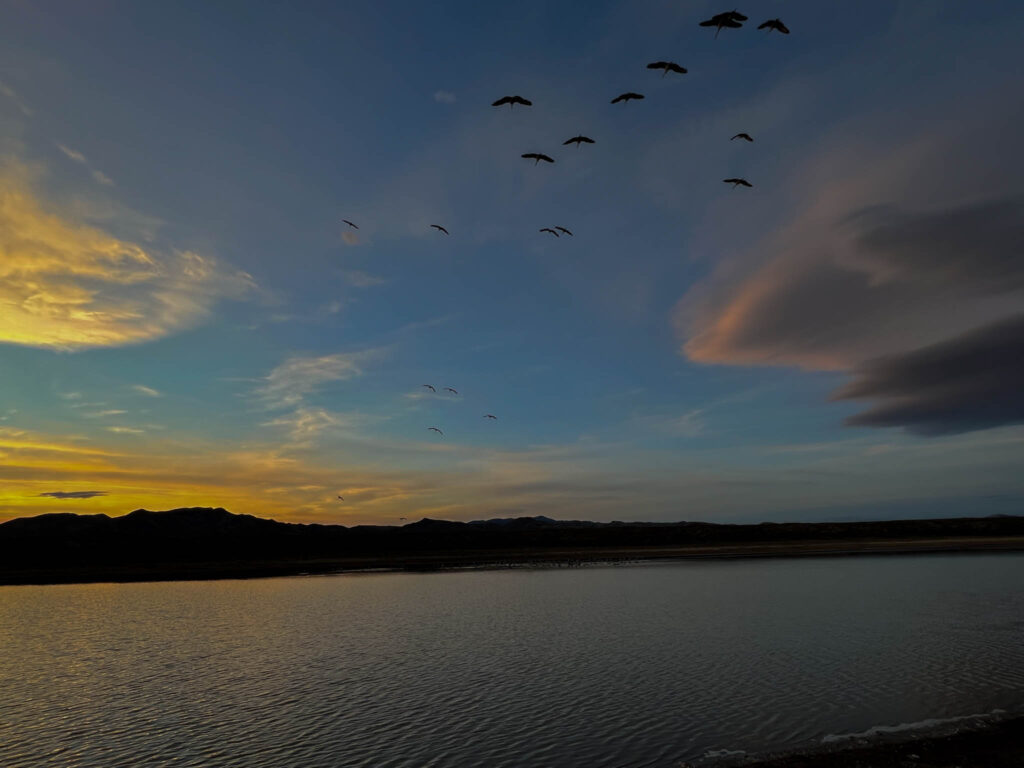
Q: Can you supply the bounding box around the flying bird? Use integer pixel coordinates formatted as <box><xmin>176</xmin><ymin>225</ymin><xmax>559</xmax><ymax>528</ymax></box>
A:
<box><xmin>484</xmin><ymin>414</ymin><xmax>497</xmax><ymax>420</ymax></box>
<box><xmin>699</xmin><ymin>11</ymin><xmax>745</xmax><ymax>37</ymax></box>
<box><xmin>555</xmin><ymin>226</ymin><xmax>573</xmax><ymax>236</ymax></box>
<box><xmin>723</xmin><ymin>178</ymin><xmax>753</xmax><ymax>188</ymax></box>
<box><xmin>337</xmin><ymin>495</ymin><xmax>344</xmax><ymax>501</ymax></box>
<box><xmin>540</xmin><ymin>227</ymin><xmax>559</xmax><ymax>237</ymax></box>
<box><xmin>563</xmin><ymin>135</ymin><xmax>595</xmax><ymax>147</ymax></box>
<box><xmin>342</xmin><ymin>219</ymin><xmax>359</xmax><ymax>229</ymax></box>
<box><xmin>492</xmin><ymin>95</ymin><xmax>532</xmax><ymax>109</ymax></box>
<box><xmin>444</xmin><ymin>387</ymin><xmax>458</xmax><ymax>395</ymax></box>
<box><xmin>428</xmin><ymin>427</ymin><xmax>444</xmax><ymax>436</ymax></box>
<box><xmin>422</xmin><ymin>384</ymin><xmax>436</xmax><ymax>392</ymax></box>
<box><xmin>611</xmin><ymin>92</ymin><xmax>644</xmax><ymax>104</ymax></box>
<box><xmin>521</xmin><ymin>152</ymin><xmax>554</xmax><ymax>165</ymax></box>
<box><xmin>646</xmin><ymin>61</ymin><xmax>688</xmax><ymax>77</ymax></box>
<box><xmin>431</xmin><ymin>224</ymin><xmax>449</xmax><ymax>235</ymax></box>
<box><xmin>758</xmin><ymin>18</ymin><xmax>790</xmax><ymax>34</ymax></box>
<box><xmin>731</xmin><ymin>133</ymin><xmax>754</xmax><ymax>142</ymax></box>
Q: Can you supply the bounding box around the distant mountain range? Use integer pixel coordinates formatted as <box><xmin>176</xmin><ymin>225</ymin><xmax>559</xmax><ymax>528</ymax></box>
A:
<box><xmin>2</xmin><ymin>507</ymin><xmax>1022</xmax><ymax>585</ymax></box>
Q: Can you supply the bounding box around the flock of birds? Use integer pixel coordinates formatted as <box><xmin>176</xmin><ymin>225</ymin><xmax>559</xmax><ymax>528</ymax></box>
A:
<box><xmin>336</xmin><ymin>9</ymin><xmax>790</xmax><ymax>453</ymax></box>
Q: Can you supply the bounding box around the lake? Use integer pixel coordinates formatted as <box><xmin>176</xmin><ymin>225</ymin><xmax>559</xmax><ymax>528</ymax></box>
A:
<box><xmin>2</xmin><ymin>553</ymin><xmax>1023</xmax><ymax>767</ymax></box>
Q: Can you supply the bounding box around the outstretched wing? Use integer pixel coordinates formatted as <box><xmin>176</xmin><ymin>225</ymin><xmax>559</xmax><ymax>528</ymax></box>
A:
<box><xmin>579</xmin><ymin>136</ymin><xmax>595</xmax><ymax>143</ymax></box>
<box><xmin>342</xmin><ymin>219</ymin><xmax>358</xmax><ymax>229</ymax></box>
<box><xmin>775</xmin><ymin>20</ymin><xmax>790</xmax><ymax>33</ymax></box>
<box><xmin>667</xmin><ymin>63</ymin><xmax>687</xmax><ymax>74</ymax></box>
<box><xmin>538</xmin><ymin>154</ymin><xmax>554</xmax><ymax>163</ymax></box>
<box><xmin>611</xmin><ymin>94</ymin><xmax>626</xmax><ymax>103</ymax></box>
<box><xmin>423</xmin><ymin>384</ymin><xmax>436</xmax><ymax>392</ymax></box>
<box><xmin>699</xmin><ymin>18</ymin><xmax>717</xmax><ymax>27</ymax></box>
<box><xmin>647</xmin><ymin>61</ymin><xmax>668</xmax><ymax>70</ymax></box>
<box><xmin>522</xmin><ymin>152</ymin><xmax>539</xmax><ymax>160</ymax></box>
<box><xmin>722</xmin><ymin>18</ymin><xmax>742</xmax><ymax>28</ymax></box>
<box><xmin>540</xmin><ymin>228</ymin><xmax>559</xmax><ymax>237</ymax></box>
<box><xmin>492</xmin><ymin>96</ymin><xmax>512</xmax><ymax>106</ymax></box>
<box><xmin>727</xmin><ymin>11</ymin><xmax>748</xmax><ymax>22</ymax></box>
<box><xmin>512</xmin><ymin>96</ymin><xmax>533</xmax><ymax>106</ymax></box>
<box><xmin>431</xmin><ymin>224</ymin><xmax>449</xmax><ymax>234</ymax></box>
<box><xmin>555</xmin><ymin>226</ymin><xmax>573</xmax><ymax>236</ymax></box>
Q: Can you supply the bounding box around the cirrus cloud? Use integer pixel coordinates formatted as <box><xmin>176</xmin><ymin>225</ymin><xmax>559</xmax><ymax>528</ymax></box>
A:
<box><xmin>0</xmin><ymin>168</ymin><xmax>256</xmax><ymax>350</ymax></box>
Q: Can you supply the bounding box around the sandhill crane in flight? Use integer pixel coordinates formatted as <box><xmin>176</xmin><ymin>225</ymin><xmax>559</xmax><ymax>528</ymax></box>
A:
<box><xmin>540</xmin><ymin>227</ymin><xmax>559</xmax><ymax>237</ymax></box>
<box><xmin>422</xmin><ymin>384</ymin><xmax>436</xmax><ymax>392</ymax></box>
<box><xmin>563</xmin><ymin>135</ymin><xmax>595</xmax><ymax>147</ymax></box>
<box><xmin>700</xmin><ymin>11</ymin><xmax>746</xmax><ymax>37</ymax></box>
<box><xmin>611</xmin><ymin>92</ymin><xmax>645</xmax><ymax>104</ymax></box>
<box><xmin>342</xmin><ymin>219</ymin><xmax>359</xmax><ymax>229</ymax></box>
<box><xmin>492</xmin><ymin>95</ymin><xmax>532</xmax><ymax>109</ymax></box>
<box><xmin>758</xmin><ymin>18</ymin><xmax>790</xmax><ymax>34</ymax></box>
<box><xmin>731</xmin><ymin>133</ymin><xmax>754</xmax><ymax>142</ymax></box>
<box><xmin>522</xmin><ymin>152</ymin><xmax>554</xmax><ymax>165</ymax></box>
<box><xmin>431</xmin><ymin>224</ymin><xmax>449</xmax><ymax>235</ymax></box>
<box><xmin>723</xmin><ymin>178</ymin><xmax>753</xmax><ymax>188</ymax></box>
<box><xmin>444</xmin><ymin>387</ymin><xmax>458</xmax><ymax>395</ymax></box>
<box><xmin>428</xmin><ymin>427</ymin><xmax>444</xmax><ymax>436</ymax></box>
<box><xmin>484</xmin><ymin>414</ymin><xmax>497</xmax><ymax>420</ymax></box>
<box><xmin>555</xmin><ymin>226</ymin><xmax>573</xmax><ymax>237</ymax></box>
<box><xmin>647</xmin><ymin>61</ymin><xmax>687</xmax><ymax>77</ymax></box>
<box><xmin>337</xmin><ymin>495</ymin><xmax>344</xmax><ymax>501</ymax></box>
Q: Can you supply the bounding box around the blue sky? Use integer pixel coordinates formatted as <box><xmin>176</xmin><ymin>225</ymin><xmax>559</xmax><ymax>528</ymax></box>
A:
<box><xmin>1</xmin><ymin>0</ymin><xmax>1023</xmax><ymax>523</ymax></box>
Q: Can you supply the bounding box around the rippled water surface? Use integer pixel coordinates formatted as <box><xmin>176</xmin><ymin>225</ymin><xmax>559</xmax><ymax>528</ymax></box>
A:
<box><xmin>2</xmin><ymin>553</ymin><xmax>1023</xmax><ymax>767</ymax></box>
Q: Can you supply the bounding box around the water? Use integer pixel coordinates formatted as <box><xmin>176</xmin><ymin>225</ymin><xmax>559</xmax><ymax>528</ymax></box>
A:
<box><xmin>2</xmin><ymin>553</ymin><xmax>1022</xmax><ymax>767</ymax></box>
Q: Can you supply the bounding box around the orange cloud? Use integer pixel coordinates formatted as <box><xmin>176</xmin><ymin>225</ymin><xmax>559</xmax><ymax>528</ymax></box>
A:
<box><xmin>0</xmin><ymin>167</ymin><xmax>255</xmax><ymax>350</ymax></box>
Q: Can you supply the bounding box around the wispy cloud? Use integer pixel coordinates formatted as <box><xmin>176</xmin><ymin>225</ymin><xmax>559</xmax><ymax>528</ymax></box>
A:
<box><xmin>255</xmin><ymin>348</ymin><xmax>386</xmax><ymax>409</ymax></box>
<box><xmin>56</xmin><ymin>143</ymin><xmax>115</xmax><ymax>187</ymax></box>
<box><xmin>38</xmin><ymin>490</ymin><xmax>108</xmax><ymax>499</ymax></box>
<box><xmin>0</xmin><ymin>80</ymin><xmax>32</xmax><ymax>116</ymax></box>
<box><xmin>84</xmin><ymin>410</ymin><xmax>128</xmax><ymax>418</ymax></box>
<box><xmin>132</xmin><ymin>385</ymin><xmax>162</xmax><ymax>397</ymax></box>
<box><xmin>0</xmin><ymin>167</ymin><xmax>256</xmax><ymax>350</ymax></box>
<box><xmin>343</xmin><ymin>270</ymin><xmax>385</xmax><ymax>288</ymax></box>
<box><xmin>433</xmin><ymin>90</ymin><xmax>456</xmax><ymax>104</ymax></box>
<box><xmin>106</xmin><ymin>426</ymin><xmax>145</xmax><ymax>434</ymax></box>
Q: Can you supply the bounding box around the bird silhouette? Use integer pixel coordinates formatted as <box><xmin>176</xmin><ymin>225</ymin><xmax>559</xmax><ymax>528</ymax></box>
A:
<box><xmin>699</xmin><ymin>11</ymin><xmax>745</xmax><ymax>37</ymax></box>
<box><xmin>337</xmin><ymin>495</ymin><xmax>344</xmax><ymax>501</ymax></box>
<box><xmin>399</xmin><ymin>517</ymin><xmax>407</xmax><ymax>522</ymax></box>
<box><xmin>492</xmin><ymin>95</ymin><xmax>532</xmax><ymax>108</ymax></box>
<box><xmin>723</xmin><ymin>178</ymin><xmax>753</xmax><ymax>188</ymax></box>
<box><xmin>758</xmin><ymin>18</ymin><xmax>790</xmax><ymax>34</ymax></box>
<box><xmin>428</xmin><ymin>427</ymin><xmax>444</xmax><ymax>436</ymax></box>
<box><xmin>484</xmin><ymin>414</ymin><xmax>497</xmax><ymax>420</ymax></box>
<box><xmin>444</xmin><ymin>387</ymin><xmax>458</xmax><ymax>395</ymax></box>
<box><xmin>611</xmin><ymin>92</ymin><xmax>645</xmax><ymax>104</ymax></box>
<box><xmin>555</xmin><ymin>226</ymin><xmax>573</xmax><ymax>236</ymax></box>
<box><xmin>422</xmin><ymin>384</ymin><xmax>436</xmax><ymax>392</ymax></box>
<box><xmin>563</xmin><ymin>135</ymin><xmax>595</xmax><ymax>147</ymax></box>
<box><xmin>646</xmin><ymin>61</ymin><xmax>688</xmax><ymax>77</ymax></box>
<box><xmin>431</xmin><ymin>224</ymin><xmax>449</xmax><ymax>235</ymax></box>
<box><xmin>540</xmin><ymin>227</ymin><xmax>560</xmax><ymax>237</ymax></box>
<box><xmin>731</xmin><ymin>133</ymin><xmax>754</xmax><ymax>142</ymax></box>
<box><xmin>342</xmin><ymin>219</ymin><xmax>359</xmax><ymax>229</ymax></box>
<box><xmin>521</xmin><ymin>152</ymin><xmax>555</xmax><ymax>165</ymax></box>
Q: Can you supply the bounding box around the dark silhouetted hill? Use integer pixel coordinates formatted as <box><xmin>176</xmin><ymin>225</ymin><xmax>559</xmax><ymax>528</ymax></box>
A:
<box><xmin>1</xmin><ymin>507</ymin><xmax>1022</xmax><ymax>584</ymax></box>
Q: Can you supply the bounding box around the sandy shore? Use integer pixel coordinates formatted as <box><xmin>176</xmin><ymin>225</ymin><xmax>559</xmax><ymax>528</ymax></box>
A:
<box><xmin>2</xmin><ymin>535</ymin><xmax>1023</xmax><ymax>586</ymax></box>
<box><xmin>729</xmin><ymin>714</ymin><xmax>1024</xmax><ymax>767</ymax></box>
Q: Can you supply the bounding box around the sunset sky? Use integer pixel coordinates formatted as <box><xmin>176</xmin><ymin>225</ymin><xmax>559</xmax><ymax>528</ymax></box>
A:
<box><xmin>2</xmin><ymin>0</ymin><xmax>1022</xmax><ymax>524</ymax></box>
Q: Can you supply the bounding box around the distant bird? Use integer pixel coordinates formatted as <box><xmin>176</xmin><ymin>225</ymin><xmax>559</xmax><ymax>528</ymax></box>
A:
<box><xmin>484</xmin><ymin>414</ymin><xmax>497</xmax><ymax>420</ymax></box>
<box><xmin>647</xmin><ymin>61</ymin><xmax>688</xmax><ymax>77</ymax></box>
<box><xmin>337</xmin><ymin>495</ymin><xmax>344</xmax><ymax>501</ymax></box>
<box><xmin>492</xmin><ymin>95</ymin><xmax>532</xmax><ymax>109</ymax></box>
<box><xmin>699</xmin><ymin>11</ymin><xmax>745</xmax><ymax>37</ymax></box>
<box><xmin>342</xmin><ymin>219</ymin><xmax>359</xmax><ymax>229</ymax></box>
<box><xmin>431</xmin><ymin>224</ymin><xmax>449</xmax><ymax>235</ymax></box>
<box><xmin>723</xmin><ymin>177</ymin><xmax>753</xmax><ymax>188</ymax></box>
<box><xmin>758</xmin><ymin>18</ymin><xmax>790</xmax><ymax>34</ymax></box>
<box><xmin>563</xmin><ymin>135</ymin><xmax>595</xmax><ymax>147</ymax></box>
<box><xmin>731</xmin><ymin>133</ymin><xmax>754</xmax><ymax>142</ymax></box>
<box><xmin>540</xmin><ymin>227</ymin><xmax>560</xmax><ymax>237</ymax></box>
<box><xmin>422</xmin><ymin>384</ymin><xmax>436</xmax><ymax>392</ymax></box>
<box><xmin>428</xmin><ymin>427</ymin><xmax>444</xmax><ymax>436</ymax></box>
<box><xmin>555</xmin><ymin>226</ymin><xmax>573</xmax><ymax>237</ymax></box>
<box><xmin>611</xmin><ymin>92</ymin><xmax>644</xmax><ymax>104</ymax></box>
<box><xmin>399</xmin><ymin>517</ymin><xmax>407</xmax><ymax>522</ymax></box>
<box><xmin>444</xmin><ymin>387</ymin><xmax>458</xmax><ymax>395</ymax></box>
<box><xmin>521</xmin><ymin>152</ymin><xmax>555</xmax><ymax>165</ymax></box>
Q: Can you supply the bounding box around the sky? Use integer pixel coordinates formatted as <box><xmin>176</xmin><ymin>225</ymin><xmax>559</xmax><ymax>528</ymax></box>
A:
<box><xmin>1</xmin><ymin>0</ymin><xmax>1023</xmax><ymax>525</ymax></box>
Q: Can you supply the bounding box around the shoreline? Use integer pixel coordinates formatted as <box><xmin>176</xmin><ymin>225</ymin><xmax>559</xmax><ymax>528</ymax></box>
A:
<box><xmin>722</xmin><ymin>713</ymin><xmax>1024</xmax><ymax>767</ymax></box>
<box><xmin>2</xmin><ymin>534</ymin><xmax>1022</xmax><ymax>586</ymax></box>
